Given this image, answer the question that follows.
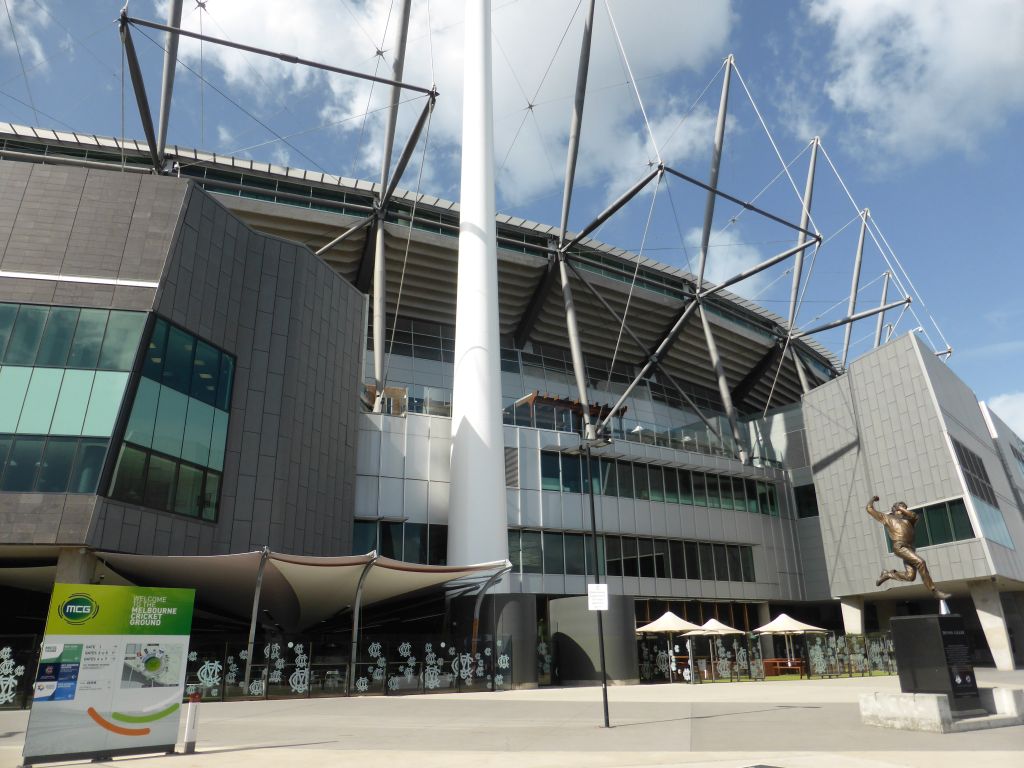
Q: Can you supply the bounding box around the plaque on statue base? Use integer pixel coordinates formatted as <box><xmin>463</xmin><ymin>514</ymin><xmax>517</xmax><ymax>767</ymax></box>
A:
<box><xmin>890</xmin><ymin>614</ymin><xmax>982</xmax><ymax>715</ymax></box>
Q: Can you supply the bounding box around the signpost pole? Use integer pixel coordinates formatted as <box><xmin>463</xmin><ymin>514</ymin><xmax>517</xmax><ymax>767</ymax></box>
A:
<box><xmin>584</xmin><ymin>442</ymin><xmax>610</xmax><ymax>728</ymax></box>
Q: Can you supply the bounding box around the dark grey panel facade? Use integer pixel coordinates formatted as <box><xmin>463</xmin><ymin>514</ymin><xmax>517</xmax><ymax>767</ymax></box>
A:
<box><xmin>0</xmin><ymin>162</ymin><xmax>366</xmax><ymax>557</ymax></box>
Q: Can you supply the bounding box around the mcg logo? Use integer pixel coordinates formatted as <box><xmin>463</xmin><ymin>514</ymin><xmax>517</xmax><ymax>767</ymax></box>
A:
<box><xmin>60</xmin><ymin>594</ymin><xmax>99</xmax><ymax>625</ymax></box>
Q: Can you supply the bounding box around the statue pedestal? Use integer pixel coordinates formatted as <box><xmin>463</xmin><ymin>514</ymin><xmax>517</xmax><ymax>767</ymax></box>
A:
<box><xmin>890</xmin><ymin>614</ymin><xmax>982</xmax><ymax>715</ymax></box>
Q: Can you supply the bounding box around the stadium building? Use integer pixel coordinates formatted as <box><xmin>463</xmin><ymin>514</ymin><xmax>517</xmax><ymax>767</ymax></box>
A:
<box><xmin>1</xmin><ymin>6</ymin><xmax>1022</xmax><ymax>699</ymax></box>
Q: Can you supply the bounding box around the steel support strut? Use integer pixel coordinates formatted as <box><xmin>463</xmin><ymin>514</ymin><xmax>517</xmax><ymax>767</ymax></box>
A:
<box><xmin>155</xmin><ymin>0</ymin><xmax>183</xmax><ymax>163</ymax></box>
<box><xmin>373</xmin><ymin>0</ymin><xmax>413</xmax><ymax>412</ymax></box>
<box><xmin>841</xmin><ymin>209</ymin><xmax>869</xmax><ymax>368</ymax></box>
<box><xmin>874</xmin><ymin>271</ymin><xmax>891</xmax><ymax>348</ymax></box>
<box><xmin>696</xmin><ymin>55</ymin><xmax>733</xmax><ymax>288</ymax></box>
<box><xmin>698</xmin><ymin>304</ymin><xmax>748</xmax><ymax>463</ymax></box>
<box><xmin>793</xmin><ymin>297</ymin><xmax>910</xmax><ymax>339</ymax></box>
<box><xmin>788</xmin><ymin>137</ymin><xmax>819</xmax><ymax>332</ymax></box>
<box><xmin>124</xmin><ymin>15</ymin><xmax>434</xmax><ymax>95</ymax></box>
<box><xmin>119</xmin><ymin>12</ymin><xmax>161</xmax><ymax>171</ymax></box>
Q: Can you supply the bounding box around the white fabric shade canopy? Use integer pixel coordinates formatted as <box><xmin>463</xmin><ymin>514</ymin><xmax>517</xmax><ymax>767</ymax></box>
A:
<box><xmin>97</xmin><ymin>550</ymin><xmax>509</xmax><ymax>632</ymax></box>
<box><xmin>753</xmin><ymin>613</ymin><xmax>827</xmax><ymax>635</ymax></box>
<box><xmin>686</xmin><ymin>617</ymin><xmax>743</xmax><ymax>635</ymax></box>
<box><xmin>635</xmin><ymin>611</ymin><xmax>701</xmax><ymax>634</ymax></box>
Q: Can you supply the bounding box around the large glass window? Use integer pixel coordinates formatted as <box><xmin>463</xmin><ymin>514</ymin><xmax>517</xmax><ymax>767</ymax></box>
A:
<box><xmin>0</xmin><ymin>303</ymin><xmax>18</xmax><ymax>358</ymax></box>
<box><xmin>16</xmin><ymin>368</ymin><xmax>63</xmax><ymax>434</ymax></box>
<box><xmin>663</xmin><ymin>467</ymin><xmax>679</xmax><ymax>503</ymax></box>
<box><xmin>404</xmin><ymin>523</ymin><xmax>428</xmax><ymax>564</ymax></box>
<box><xmin>50</xmin><ymin>370</ymin><xmax>95</xmax><ymax>435</ymax></box>
<box><xmin>540</xmin><ymin>451</ymin><xmax>561</xmax><ymax>491</ymax></box>
<box><xmin>0</xmin><ymin>366</ymin><xmax>31</xmax><ymax>431</ymax></box>
<box><xmin>353</xmin><ymin>520</ymin><xmax>377</xmax><ymax>555</ymax></box>
<box><xmin>706</xmin><ymin>474</ymin><xmax>721</xmax><ymax>508</ymax></box>
<box><xmin>621</xmin><ymin>536</ymin><xmax>639</xmax><ymax>577</ymax></box>
<box><xmin>698</xmin><ymin>542</ymin><xmax>715</xmax><ymax>581</ymax></box>
<box><xmin>564</xmin><ymin>533</ymin><xmax>586</xmax><ymax>575</ymax></box>
<box><xmin>616</xmin><ymin>460</ymin><xmax>633</xmax><ymax>499</ymax></box>
<box><xmin>4</xmin><ymin>305</ymin><xmax>47</xmax><ymax>365</ymax></box>
<box><xmin>691</xmin><ymin>472</ymin><xmax>707</xmax><ymax>507</ymax></box>
<box><xmin>543</xmin><ymin>531</ymin><xmax>564</xmax><ymax>574</ymax></box>
<box><xmin>521</xmin><ymin>530</ymin><xmax>542</xmax><ymax>573</ymax></box>
<box><xmin>174</xmin><ymin>463</ymin><xmax>205</xmax><ymax>518</ymax></box>
<box><xmin>66</xmin><ymin>309</ymin><xmax>109</xmax><ymax>369</ymax></box>
<box><xmin>794</xmin><ymin>484</ymin><xmax>819</xmax><ymax>518</ymax></box>
<box><xmin>561</xmin><ymin>454</ymin><xmax>583</xmax><ymax>494</ymax></box>
<box><xmin>110</xmin><ymin>444</ymin><xmax>148</xmax><ymax>505</ymax></box>
<box><xmin>35</xmin><ymin>437</ymin><xmax>78</xmax><ymax>493</ymax></box>
<box><xmin>68</xmin><ymin>439</ymin><xmax>108</xmax><ymax>493</ymax></box>
<box><xmin>82</xmin><ymin>372</ymin><xmax>128</xmax><ymax>436</ymax></box>
<box><xmin>684</xmin><ymin>541</ymin><xmax>700</xmax><ymax>580</ymax></box>
<box><xmin>98</xmin><ymin>312</ymin><xmax>146</xmax><ymax>371</ymax></box>
<box><xmin>1</xmin><ymin>436</ymin><xmax>44</xmax><ymax>490</ymax></box>
<box><xmin>633</xmin><ymin>464</ymin><xmax>650</xmax><ymax>501</ymax></box>
<box><xmin>668</xmin><ymin>539</ymin><xmax>685</xmax><ymax>579</ymax></box>
<box><xmin>654</xmin><ymin>538</ymin><xmax>671</xmax><ymax>578</ymax></box>
<box><xmin>605</xmin><ymin>535</ymin><xmax>623</xmax><ymax>576</ymax></box>
<box><xmin>35</xmin><ymin>308</ymin><xmax>79</xmax><ymax>367</ymax></box>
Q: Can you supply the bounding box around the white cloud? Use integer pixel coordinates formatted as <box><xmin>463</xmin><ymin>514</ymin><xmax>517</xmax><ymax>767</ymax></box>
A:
<box><xmin>162</xmin><ymin>0</ymin><xmax>734</xmax><ymax>203</ymax></box>
<box><xmin>988</xmin><ymin>392</ymin><xmax>1024</xmax><ymax>441</ymax></box>
<box><xmin>808</xmin><ymin>0</ymin><xmax>1024</xmax><ymax>160</ymax></box>
<box><xmin>683</xmin><ymin>225</ymin><xmax>764</xmax><ymax>298</ymax></box>
<box><xmin>0</xmin><ymin>0</ymin><xmax>51</xmax><ymax>71</ymax></box>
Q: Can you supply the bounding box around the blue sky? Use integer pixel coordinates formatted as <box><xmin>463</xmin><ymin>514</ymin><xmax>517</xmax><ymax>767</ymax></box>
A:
<box><xmin>2</xmin><ymin>1</ymin><xmax>1022</xmax><ymax>432</ymax></box>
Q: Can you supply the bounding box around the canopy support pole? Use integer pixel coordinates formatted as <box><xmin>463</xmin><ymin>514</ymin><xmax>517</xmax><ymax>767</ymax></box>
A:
<box><xmin>242</xmin><ymin>547</ymin><xmax>270</xmax><ymax>694</ymax></box>
<box><xmin>470</xmin><ymin>565</ymin><xmax>512</xmax><ymax>658</ymax></box>
<box><xmin>347</xmin><ymin>554</ymin><xmax>379</xmax><ymax>695</ymax></box>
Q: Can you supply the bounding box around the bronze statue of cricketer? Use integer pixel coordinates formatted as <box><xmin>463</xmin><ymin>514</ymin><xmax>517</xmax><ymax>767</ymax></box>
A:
<box><xmin>868</xmin><ymin>496</ymin><xmax>951</xmax><ymax>600</ymax></box>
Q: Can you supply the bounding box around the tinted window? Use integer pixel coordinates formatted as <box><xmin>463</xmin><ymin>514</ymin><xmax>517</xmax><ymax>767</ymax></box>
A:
<box><xmin>98</xmin><ymin>312</ymin><xmax>146</xmax><ymax>371</ymax></box>
<box><xmin>0</xmin><ymin>303</ymin><xmax>18</xmax><ymax>358</ymax></box>
<box><xmin>4</xmin><ymin>305</ymin><xmax>47</xmax><ymax>364</ymax></box>
<box><xmin>190</xmin><ymin>340</ymin><xmax>221</xmax><ymax>405</ymax></box>
<box><xmin>68</xmin><ymin>438</ymin><xmax>108</xmax><ymax>493</ymax></box>
<box><xmin>352</xmin><ymin>520</ymin><xmax>377</xmax><ymax>555</ymax></box>
<box><xmin>110</xmin><ymin>444</ymin><xmax>148</xmax><ymax>505</ymax></box>
<box><xmin>143</xmin><ymin>318</ymin><xmax>168</xmax><ymax>380</ymax></box>
<box><xmin>521</xmin><ymin>530</ymin><xmax>542</xmax><ymax>574</ymax></box>
<box><xmin>66</xmin><ymin>309</ymin><xmax>109</xmax><ymax>368</ymax></box>
<box><xmin>35</xmin><ymin>437</ymin><xmax>78</xmax><ymax>492</ymax></box>
<box><xmin>0</xmin><ymin>436</ymin><xmax>44</xmax><ymax>491</ymax></box>
<box><xmin>35</xmin><ymin>308</ymin><xmax>79</xmax><ymax>367</ymax></box>
<box><xmin>162</xmin><ymin>325</ymin><xmax>195</xmax><ymax>393</ymax></box>
<box><xmin>621</xmin><ymin>536</ymin><xmax>639</xmax><ymax>577</ymax></box>
<box><xmin>144</xmin><ymin>454</ymin><xmax>177</xmax><ymax>511</ymax></box>
<box><xmin>174</xmin><ymin>463</ymin><xmax>204</xmax><ymax>518</ymax></box>
<box><xmin>561</xmin><ymin>454</ymin><xmax>582</xmax><ymax>494</ymax></box>
<box><xmin>404</xmin><ymin>522</ymin><xmax>428</xmax><ymax>564</ymax></box>
<box><xmin>379</xmin><ymin>521</ymin><xmax>403</xmax><ymax>559</ymax></box>
<box><xmin>543</xmin><ymin>531</ymin><xmax>564</xmax><ymax>574</ymax></box>
<box><xmin>540</xmin><ymin>451</ymin><xmax>561</xmax><ymax>491</ymax></box>
<box><xmin>427</xmin><ymin>524</ymin><xmax>447</xmax><ymax>565</ymax></box>
<box><xmin>564</xmin><ymin>533</ymin><xmax>586</xmax><ymax>575</ymax></box>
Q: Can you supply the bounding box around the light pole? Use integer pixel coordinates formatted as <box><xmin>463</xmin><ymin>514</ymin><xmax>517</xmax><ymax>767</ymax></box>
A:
<box><xmin>583</xmin><ymin>439</ymin><xmax>610</xmax><ymax>728</ymax></box>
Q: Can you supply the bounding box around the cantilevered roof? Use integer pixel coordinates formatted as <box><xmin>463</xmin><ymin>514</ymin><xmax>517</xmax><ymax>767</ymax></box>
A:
<box><xmin>0</xmin><ymin>123</ymin><xmax>842</xmax><ymax>414</ymax></box>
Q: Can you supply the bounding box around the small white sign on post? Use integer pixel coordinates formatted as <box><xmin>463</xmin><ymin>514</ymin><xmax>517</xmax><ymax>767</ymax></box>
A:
<box><xmin>587</xmin><ymin>583</ymin><xmax>608</xmax><ymax>611</ymax></box>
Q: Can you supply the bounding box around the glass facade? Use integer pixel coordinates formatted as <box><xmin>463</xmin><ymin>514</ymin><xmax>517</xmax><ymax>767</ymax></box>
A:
<box><xmin>0</xmin><ymin>303</ymin><xmax>147</xmax><ymax>493</ymax></box>
<box><xmin>885</xmin><ymin>497</ymin><xmax>976</xmax><ymax>551</ymax></box>
<box><xmin>108</xmin><ymin>318</ymin><xmax>234</xmax><ymax>522</ymax></box>
<box><xmin>537</xmin><ymin>450</ymin><xmax>780</xmax><ymax>516</ymax></box>
<box><xmin>950</xmin><ymin>438</ymin><xmax>1014</xmax><ymax>549</ymax></box>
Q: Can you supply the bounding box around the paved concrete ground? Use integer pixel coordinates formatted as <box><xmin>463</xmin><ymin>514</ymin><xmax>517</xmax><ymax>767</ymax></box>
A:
<box><xmin>2</xmin><ymin>670</ymin><xmax>1022</xmax><ymax>768</ymax></box>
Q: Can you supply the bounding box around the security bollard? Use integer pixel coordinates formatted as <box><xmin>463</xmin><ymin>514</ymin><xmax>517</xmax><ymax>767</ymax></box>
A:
<box><xmin>182</xmin><ymin>691</ymin><xmax>201</xmax><ymax>754</ymax></box>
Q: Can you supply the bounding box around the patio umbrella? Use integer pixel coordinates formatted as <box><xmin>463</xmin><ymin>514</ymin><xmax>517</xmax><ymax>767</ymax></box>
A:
<box><xmin>685</xmin><ymin>618</ymin><xmax>743</xmax><ymax>681</ymax></box>
<box><xmin>753</xmin><ymin>613</ymin><xmax>827</xmax><ymax>666</ymax></box>
<box><xmin>636</xmin><ymin>612</ymin><xmax>702</xmax><ymax>682</ymax></box>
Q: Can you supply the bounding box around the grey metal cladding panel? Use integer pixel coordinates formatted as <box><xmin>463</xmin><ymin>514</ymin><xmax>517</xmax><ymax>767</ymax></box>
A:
<box><xmin>2</xmin><ymin>165</ymin><xmax>85</xmax><ymax>273</ymax></box>
<box><xmin>119</xmin><ymin>175</ymin><xmax>189</xmax><ymax>282</ymax></box>
<box><xmin>0</xmin><ymin>160</ymin><xmax>32</xmax><ymax>257</ymax></box>
<box><xmin>803</xmin><ymin>336</ymin><xmax>962</xmax><ymax>597</ymax></box>
<box><xmin>0</xmin><ymin>493</ymin><xmax>96</xmax><ymax>544</ymax></box>
<box><xmin>0</xmin><ymin>275</ymin><xmax>56</xmax><ymax>304</ymax></box>
<box><xmin>61</xmin><ymin>171</ymin><xmax>143</xmax><ymax>279</ymax></box>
